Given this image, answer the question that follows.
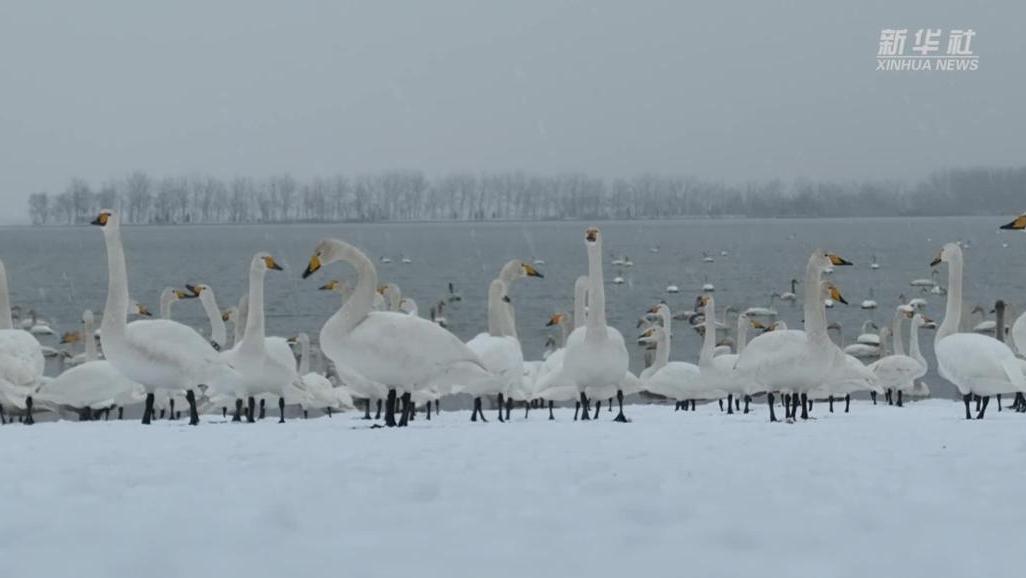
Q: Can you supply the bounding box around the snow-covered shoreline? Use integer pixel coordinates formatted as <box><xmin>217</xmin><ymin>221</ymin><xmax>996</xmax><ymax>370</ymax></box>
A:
<box><xmin>2</xmin><ymin>400</ymin><xmax>1023</xmax><ymax>578</ymax></box>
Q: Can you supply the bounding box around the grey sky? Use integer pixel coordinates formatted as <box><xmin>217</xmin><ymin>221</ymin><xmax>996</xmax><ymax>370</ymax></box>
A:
<box><xmin>1</xmin><ymin>0</ymin><xmax>1023</xmax><ymax>221</ymax></box>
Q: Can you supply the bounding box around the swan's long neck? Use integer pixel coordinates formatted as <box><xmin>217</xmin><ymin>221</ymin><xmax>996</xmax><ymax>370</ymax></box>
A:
<box><xmin>559</xmin><ymin>318</ymin><xmax>568</xmax><ymax>347</ymax></box>
<box><xmin>736</xmin><ymin>316</ymin><xmax>749</xmax><ymax>354</ymax></box>
<box><xmin>159</xmin><ymin>288</ymin><xmax>175</xmax><ymax>319</ymax></box>
<box><xmin>298</xmin><ymin>333</ymin><xmax>311</xmax><ymax>374</ymax></box>
<box><xmin>891</xmin><ymin>310</ymin><xmax>905</xmax><ymax>356</ymax></box>
<box><xmin>652</xmin><ymin>328</ymin><xmax>670</xmax><ymax>370</ymax></box>
<box><xmin>323</xmin><ymin>241</ymin><xmax>377</xmax><ymax>342</ymax></box>
<box><xmin>909</xmin><ymin>320</ymin><xmax>925</xmax><ymax>368</ymax></box>
<box><xmin>200</xmin><ymin>290</ymin><xmax>227</xmax><ymax>349</ymax></box>
<box><xmin>239</xmin><ymin>258</ymin><xmax>268</xmax><ymax>356</ymax></box>
<box><xmin>802</xmin><ymin>254</ymin><xmax>827</xmax><ymax>339</ymax></box>
<box><xmin>0</xmin><ymin>261</ymin><xmax>11</xmax><ymax>330</ymax></box>
<box><xmin>573</xmin><ymin>276</ymin><xmax>588</xmax><ymax>330</ymax></box>
<box><xmin>659</xmin><ymin>306</ymin><xmax>672</xmax><ymax>336</ymax></box>
<box><xmin>84</xmin><ymin>312</ymin><xmax>98</xmax><ymax>362</ymax></box>
<box><xmin>699</xmin><ymin>298</ymin><xmax>717</xmax><ymax>367</ymax></box>
<box><xmin>486</xmin><ymin>279</ymin><xmax>506</xmax><ymax>337</ymax></box>
<box><xmin>100</xmin><ymin>220</ymin><xmax>129</xmax><ymax>343</ymax></box>
<box><xmin>937</xmin><ymin>250</ymin><xmax>963</xmax><ymax>343</ymax></box>
<box><xmin>585</xmin><ymin>241</ymin><xmax>607</xmax><ymax>339</ymax></box>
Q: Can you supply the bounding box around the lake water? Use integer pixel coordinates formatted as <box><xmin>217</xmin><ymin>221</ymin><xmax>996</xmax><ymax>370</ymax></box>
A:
<box><xmin>2</xmin><ymin>217</ymin><xmax>1022</xmax><ymax>399</ymax></box>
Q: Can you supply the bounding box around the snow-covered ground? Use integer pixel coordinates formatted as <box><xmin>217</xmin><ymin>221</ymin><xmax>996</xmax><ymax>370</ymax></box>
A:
<box><xmin>2</xmin><ymin>399</ymin><xmax>1024</xmax><ymax>578</ymax></box>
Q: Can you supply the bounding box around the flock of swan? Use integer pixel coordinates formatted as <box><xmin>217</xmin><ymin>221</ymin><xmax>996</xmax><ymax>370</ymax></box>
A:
<box><xmin>3</xmin><ymin>209</ymin><xmax>1026</xmax><ymax>427</ymax></box>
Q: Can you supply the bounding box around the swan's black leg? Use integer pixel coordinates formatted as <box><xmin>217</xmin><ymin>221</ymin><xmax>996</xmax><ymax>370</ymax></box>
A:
<box><xmin>718</xmin><ymin>399</ymin><xmax>723</xmax><ymax>412</ymax></box>
<box><xmin>608</xmin><ymin>397</ymin><xmax>613</xmax><ymax>412</ymax></box>
<box><xmin>24</xmin><ymin>396</ymin><xmax>34</xmax><ymax>425</ymax></box>
<box><xmin>963</xmin><ymin>393</ymin><xmax>972</xmax><ymax>420</ymax></box>
<box><xmin>258</xmin><ymin>398</ymin><xmax>266</xmax><ymax>420</ymax></box>
<box><xmin>168</xmin><ymin>398</ymin><xmax>176</xmax><ymax>420</ymax></box>
<box><xmin>579</xmin><ymin>392</ymin><xmax>591</xmax><ymax>421</ymax></box>
<box><xmin>768</xmin><ymin>392</ymin><xmax>778</xmax><ymax>422</ymax></box>
<box><xmin>435</xmin><ymin>399</ymin><xmax>440</xmax><ymax>414</ymax></box>
<box><xmin>997</xmin><ymin>394</ymin><xmax>1002</xmax><ymax>412</ymax></box>
<box><xmin>118</xmin><ymin>406</ymin><xmax>124</xmax><ymax>420</ymax></box>
<box><xmin>142</xmin><ymin>392</ymin><xmax>155</xmax><ymax>425</ymax></box>
<box><xmin>524</xmin><ymin>402</ymin><xmax>529</xmax><ymax>419</ymax></box>
<box><xmin>0</xmin><ymin>403</ymin><xmax>6</xmax><ymax>424</ymax></box>
<box><xmin>897</xmin><ymin>390</ymin><xmax>903</xmax><ymax>407</ymax></box>
<box><xmin>222</xmin><ymin>407</ymin><xmax>227</xmax><ymax>419</ymax></box>
<box><xmin>363</xmin><ymin>398</ymin><xmax>372</xmax><ymax>420</ymax></box>
<box><xmin>385</xmin><ymin>389</ymin><xmax>397</xmax><ymax>427</ymax></box>
<box><xmin>159</xmin><ymin>409</ymin><xmax>165</xmax><ymax>420</ymax></box>
<box><xmin>247</xmin><ymin>397</ymin><xmax>256</xmax><ymax>423</ymax></box>
<box><xmin>593</xmin><ymin>400</ymin><xmax>601</xmax><ymax>419</ymax></box>
<box><xmin>506</xmin><ymin>396</ymin><xmax>513</xmax><ymax>421</ymax></box>
<box><xmin>233</xmin><ymin>399</ymin><xmax>243</xmax><ymax>422</ymax></box>
<box><xmin>327</xmin><ymin>407</ymin><xmax>333</xmax><ymax>418</ymax></box>
<box><xmin>425</xmin><ymin>402</ymin><xmax>432</xmax><ymax>420</ymax></box>
<box><xmin>398</xmin><ymin>392</ymin><xmax>412</xmax><ymax>427</ymax></box>
<box><xmin>800</xmin><ymin>393</ymin><xmax>809</xmax><ymax>420</ymax></box>
<box><xmin>496</xmin><ymin>393</ymin><xmax>505</xmax><ymax>423</ymax></box>
<box><xmin>845</xmin><ymin>394</ymin><xmax>851</xmax><ymax>413</ymax></box>
<box><xmin>744</xmin><ymin>395</ymin><xmax>751</xmax><ymax>414</ymax></box>
<box><xmin>674</xmin><ymin>401</ymin><xmax>681</xmax><ymax>411</ymax></box>
<box><xmin>870</xmin><ymin>391</ymin><xmax>877</xmax><ymax>405</ymax></box>
<box><xmin>614</xmin><ymin>390</ymin><xmax>628</xmax><ymax>422</ymax></box>
<box><xmin>375</xmin><ymin>398</ymin><xmax>382</xmax><ymax>420</ymax></box>
<box><xmin>690</xmin><ymin>399</ymin><xmax>696</xmax><ymax>411</ymax></box>
<box><xmin>549</xmin><ymin>400</ymin><xmax>555</xmax><ymax>420</ymax></box>
<box><xmin>574</xmin><ymin>401</ymin><xmax>580</xmax><ymax>421</ymax></box>
<box><xmin>828</xmin><ymin>396</ymin><xmax>834</xmax><ymax>413</ymax></box>
<box><xmin>727</xmin><ymin>394</ymin><xmax>734</xmax><ymax>415</ymax></box>
<box><xmin>186</xmin><ymin>390</ymin><xmax>199</xmax><ymax>425</ymax></box>
<box><xmin>976</xmin><ymin>395</ymin><xmax>990</xmax><ymax>419</ymax></box>
<box><xmin>735</xmin><ymin>397</ymin><xmax>741</xmax><ymax>411</ymax></box>
<box><xmin>278</xmin><ymin>397</ymin><xmax>286</xmax><ymax>423</ymax></box>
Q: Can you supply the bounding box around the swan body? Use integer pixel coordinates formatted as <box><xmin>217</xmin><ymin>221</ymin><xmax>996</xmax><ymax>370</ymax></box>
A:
<box><xmin>0</xmin><ymin>259</ymin><xmax>48</xmax><ymax>409</ymax></box>
<box><xmin>931</xmin><ymin>243</ymin><xmax>1026</xmax><ymax>397</ymax></box>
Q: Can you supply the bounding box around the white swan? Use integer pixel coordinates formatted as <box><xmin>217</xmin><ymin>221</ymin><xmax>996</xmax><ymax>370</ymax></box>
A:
<box><xmin>534</xmin><ymin>277</ymin><xmax>589</xmax><ymax>407</ymax></box>
<box><xmin>302</xmin><ymin>238</ymin><xmax>497</xmax><ymax>427</ymax></box>
<box><xmin>697</xmin><ymin>296</ymin><xmax>756</xmax><ymax>414</ymax></box>
<box><xmin>734</xmin><ymin>250</ymin><xmax>852</xmax><ymax>421</ymax></box>
<box><xmin>0</xmin><ymin>258</ymin><xmax>46</xmax><ymax>423</ymax></box>
<box><xmin>465</xmin><ymin>259</ymin><xmax>543</xmax><ymax>421</ymax></box>
<box><xmin>931</xmin><ymin>242</ymin><xmax>1026</xmax><ymax>418</ymax></box>
<box><xmin>219</xmin><ymin>253</ymin><xmax>298</xmax><ymax>423</ymax></box>
<box><xmin>637</xmin><ymin>325</ymin><xmax>704</xmax><ymax>402</ymax></box>
<box><xmin>185</xmin><ymin>284</ymin><xmax>228</xmax><ymax>350</ymax></box>
<box><xmin>36</xmin><ymin>310</ymin><xmax>146</xmax><ymax>414</ymax></box>
<box><xmin>867</xmin><ymin>308</ymin><xmax>921</xmax><ymax>406</ymax></box>
<box><xmin>286</xmin><ymin>333</ymin><xmax>354</xmax><ymax>416</ymax></box>
<box><xmin>91</xmin><ymin>210</ymin><xmax>240</xmax><ymax>425</ymax></box>
<box><xmin>541</xmin><ymin>227</ymin><xmax>630</xmax><ymax>421</ymax></box>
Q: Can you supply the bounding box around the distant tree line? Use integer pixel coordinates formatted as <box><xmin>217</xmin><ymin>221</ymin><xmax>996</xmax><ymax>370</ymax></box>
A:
<box><xmin>23</xmin><ymin>166</ymin><xmax>1026</xmax><ymax>226</ymax></box>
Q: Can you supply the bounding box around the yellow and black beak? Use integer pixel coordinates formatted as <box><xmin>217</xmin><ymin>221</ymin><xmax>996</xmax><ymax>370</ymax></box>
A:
<box><xmin>999</xmin><ymin>214</ymin><xmax>1026</xmax><ymax>230</ymax></box>
<box><xmin>524</xmin><ymin>263</ymin><xmax>544</xmax><ymax>278</ymax></box>
<box><xmin>585</xmin><ymin>228</ymin><xmax>598</xmax><ymax>242</ymax></box>
<box><xmin>828</xmin><ymin>284</ymin><xmax>848</xmax><ymax>305</ymax></box>
<box><xmin>175</xmin><ymin>289</ymin><xmax>195</xmax><ymax>300</ymax></box>
<box><xmin>647</xmin><ymin>305</ymin><xmax>660</xmax><ymax>314</ymax></box>
<box><xmin>60</xmin><ymin>331</ymin><xmax>80</xmax><ymax>345</ymax></box>
<box><xmin>502</xmin><ymin>295</ymin><xmax>512</xmax><ymax>304</ymax></box>
<box><xmin>751</xmin><ymin>320</ymin><xmax>767</xmax><ymax>330</ymax></box>
<box><xmin>930</xmin><ymin>252</ymin><xmax>942</xmax><ymax>267</ymax></box>
<box><xmin>545</xmin><ymin>313</ymin><xmax>563</xmax><ymax>327</ymax></box>
<box><xmin>263</xmin><ymin>255</ymin><xmax>283</xmax><ymax>271</ymax></box>
<box><xmin>91</xmin><ymin>211</ymin><xmax>111</xmax><ymax>226</ymax></box>
<box><xmin>185</xmin><ymin>284</ymin><xmax>203</xmax><ymax>297</ymax></box>
<box><xmin>318</xmin><ymin>280</ymin><xmax>337</xmax><ymax>292</ymax></box>
<box><xmin>302</xmin><ymin>254</ymin><xmax>322</xmax><ymax>279</ymax></box>
<box><xmin>138</xmin><ymin>305</ymin><xmax>153</xmax><ymax>317</ymax></box>
<box><xmin>826</xmin><ymin>253</ymin><xmax>853</xmax><ymax>266</ymax></box>
<box><xmin>221</xmin><ymin>310</ymin><xmax>231</xmax><ymax>322</ymax></box>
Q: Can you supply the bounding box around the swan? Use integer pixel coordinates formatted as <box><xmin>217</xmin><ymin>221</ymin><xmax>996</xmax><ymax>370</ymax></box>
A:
<box><xmin>861</xmin><ymin>288</ymin><xmax>878</xmax><ymax>310</ymax></box>
<box><xmin>218</xmin><ymin>253</ymin><xmax>299</xmax><ymax>423</ymax></box>
<box><xmin>541</xmin><ymin>228</ymin><xmax>630</xmax><ymax>421</ymax></box>
<box><xmin>534</xmin><ymin>277</ymin><xmax>590</xmax><ymax>411</ymax></box>
<box><xmin>867</xmin><ymin>308</ymin><xmax>921</xmax><ymax>406</ymax></box>
<box><xmin>466</xmin><ymin>259</ymin><xmax>543</xmax><ymax>421</ymax></box>
<box><xmin>91</xmin><ymin>210</ymin><xmax>240</xmax><ymax>425</ymax></box>
<box><xmin>302</xmin><ymin>237</ymin><xmax>497</xmax><ymax>427</ymax></box>
<box><xmin>286</xmin><ymin>333</ymin><xmax>354</xmax><ymax>416</ymax></box>
<box><xmin>856</xmin><ymin>321</ymin><xmax>881</xmax><ymax>346</ymax></box>
<box><xmin>0</xmin><ymin>258</ymin><xmax>45</xmax><ymax>423</ymax></box>
<box><xmin>36</xmin><ymin>310</ymin><xmax>146</xmax><ymax>415</ymax></box>
<box><xmin>637</xmin><ymin>325</ymin><xmax>704</xmax><ymax>403</ymax></box>
<box><xmin>907</xmin><ymin>312</ymin><xmax>931</xmax><ymax>397</ymax></box>
<box><xmin>666</xmin><ymin>284</ymin><xmax>679</xmax><ymax>294</ymax></box>
<box><xmin>734</xmin><ymin>250</ymin><xmax>852</xmax><ymax>421</ymax></box>
<box><xmin>931</xmin><ymin>242</ymin><xmax>1026</xmax><ymax>418</ymax></box>
<box><xmin>870</xmin><ymin>255</ymin><xmax>880</xmax><ymax>270</ymax></box>
<box><xmin>695</xmin><ymin>295</ymin><xmax>754</xmax><ymax>414</ymax></box>
<box><xmin>969</xmin><ymin>305</ymin><xmax>997</xmax><ymax>334</ymax></box>
<box><xmin>778</xmin><ymin>279</ymin><xmax>798</xmax><ymax>302</ymax></box>
<box><xmin>184</xmin><ymin>284</ymin><xmax>228</xmax><ymax>350</ymax></box>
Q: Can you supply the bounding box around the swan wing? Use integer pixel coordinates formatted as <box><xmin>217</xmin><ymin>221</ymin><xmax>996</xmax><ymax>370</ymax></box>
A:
<box><xmin>0</xmin><ymin>329</ymin><xmax>45</xmax><ymax>386</ymax></box>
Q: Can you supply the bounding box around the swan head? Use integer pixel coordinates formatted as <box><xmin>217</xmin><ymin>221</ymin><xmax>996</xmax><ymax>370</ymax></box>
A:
<box><xmin>823</xmin><ymin>282</ymin><xmax>848</xmax><ymax>305</ymax></box>
<box><xmin>519</xmin><ymin>261</ymin><xmax>544</xmax><ymax>278</ymax></box>
<box><xmin>999</xmin><ymin>214</ymin><xmax>1026</xmax><ymax>230</ymax></box>
<box><xmin>751</xmin><ymin>319</ymin><xmax>768</xmax><ymax>331</ymax></box>
<box><xmin>318</xmin><ymin>279</ymin><xmax>348</xmax><ymax>293</ymax></box>
<box><xmin>255</xmin><ymin>253</ymin><xmax>284</xmax><ymax>272</ymax></box>
<box><xmin>185</xmin><ymin>283</ymin><xmax>214</xmax><ymax>299</ymax></box>
<box><xmin>637</xmin><ymin>326</ymin><xmax>662</xmax><ymax>345</ymax></box>
<box><xmin>585</xmin><ymin>227</ymin><xmax>600</xmax><ymax>244</ymax></box>
<box><xmin>130</xmin><ymin>301</ymin><xmax>152</xmax><ymax>317</ymax></box>
<box><xmin>546</xmin><ymin>313</ymin><xmax>566</xmax><ymax>327</ymax></box>
<box><xmin>931</xmin><ymin>242</ymin><xmax>961</xmax><ymax>267</ymax></box>
<box><xmin>303</xmin><ymin>239</ymin><xmax>350</xmax><ymax>278</ymax></box>
<box><xmin>90</xmin><ymin>209</ymin><xmax>118</xmax><ymax>229</ymax></box>
<box><xmin>60</xmin><ymin>331</ymin><xmax>81</xmax><ymax>345</ymax></box>
<box><xmin>821</xmin><ymin>252</ymin><xmax>853</xmax><ymax>267</ymax></box>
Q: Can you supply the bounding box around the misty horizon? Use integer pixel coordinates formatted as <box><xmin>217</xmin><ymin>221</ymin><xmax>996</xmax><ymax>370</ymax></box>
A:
<box><xmin>2</xmin><ymin>1</ymin><xmax>1024</xmax><ymax>223</ymax></box>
